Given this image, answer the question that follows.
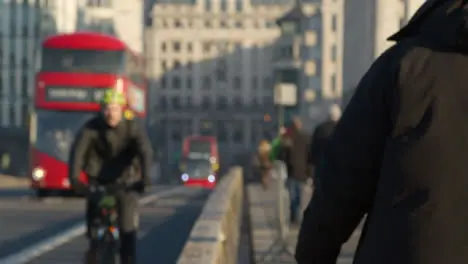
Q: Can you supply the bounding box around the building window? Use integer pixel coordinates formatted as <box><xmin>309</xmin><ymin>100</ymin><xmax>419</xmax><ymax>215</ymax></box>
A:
<box><xmin>332</xmin><ymin>15</ymin><xmax>337</xmax><ymax>31</ymax></box>
<box><xmin>216</xmin><ymin>59</ymin><xmax>227</xmax><ymax>82</ymax></box>
<box><xmin>251</xmin><ymin>77</ymin><xmax>258</xmax><ymax>90</ymax></box>
<box><xmin>161</xmin><ymin>42</ymin><xmax>166</xmax><ymax>52</ymax></box>
<box><xmin>252</xmin><ymin>98</ymin><xmax>259</xmax><ymax>108</ymax></box>
<box><xmin>281</xmin><ymin>21</ymin><xmax>298</xmax><ymax>35</ymax></box>
<box><xmin>160</xmin><ymin>77</ymin><xmax>167</xmax><ymax>89</ymax></box>
<box><xmin>21</xmin><ymin>103</ymin><xmax>29</xmax><ymax>128</ymax></box>
<box><xmin>21</xmin><ymin>75</ymin><xmax>28</xmax><ymax>99</ymax></box>
<box><xmin>202</xmin><ymin>96</ymin><xmax>211</xmax><ymax>110</ymax></box>
<box><xmin>220</xmin><ymin>20</ymin><xmax>228</xmax><ymax>28</ymax></box>
<box><xmin>233</xmin><ymin>97</ymin><xmax>242</xmax><ymax>107</ymax></box>
<box><xmin>172</xmin><ymin>76</ymin><xmax>181</xmax><ymax>89</ymax></box>
<box><xmin>221</xmin><ymin>0</ymin><xmax>227</xmax><ymax>11</ymax></box>
<box><xmin>0</xmin><ymin>74</ymin><xmax>3</xmax><ymax>96</ymax></box>
<box><xmin>187</xmin><ymin>43</ymin><xmax>192</xmax><ymax>52</ymax></box>
<box><xmin>161</xmin><ymin>61</ymin><xmax>167</xmax><ymax>71</ymax></box>
<box><xmin>205</xmin><ymin>0</ymin><xmax>211</xmax><ymax>11</ymax></box>
<box><xmin>86</xmin><ymin>0</ymin><xmax>112</xmax><ymax>7</ymax></box>
<box><xmin>187</xmin><ymin>61</ymin><xmax>192</xmax><ymax>70</ymax></box>
<box><xmin>217</xmin><ymin>121</ymin><xmax>227</xmax><ymax>141</ymax></box>
<box><xmin>202</xmin><ymin>76</ymin><xmax>211</xmax><ymax>90</ymax></box>
<box><xmin>263</xmin><ymin>77</ymin><xmax>271</xmax><ymax>90</ymax></box>
<box><xmin>171</xmin><ymin>97</ymin><xmax>181</xmax><ymax>110</ymax></box>
<box><xmin>266</xmin><ymin>21</ymin><xmax>276</xmax><ymax>28</ymax></box>
<box><xmin>232</xmin><ymin>121</ymin><xmax>243</xmax><ymax>143</ymax></box>
<box><xmin>234</xmin><ymin>21</ymin><xmax>242</xmax><ymax>28</ymax></box>
<box><xmin>263</xmin><ymin>127</ymin><xmax>272</xmax><ymax>141</ymax></box>
<box><xmin>233</xmin><ymin>76</ymin><xmax>241</xmax><ymax>89</ymax></box>
<box><xmin>159</xmin><ymin>97</ymin><xmax>167</xmax><ymax>110</ymax></box>
<box><xmin>251</xmin><ymin>124</ymin><xmax>257</xmax><ymax>145</ymax></box>
<box><xmin>21</xmin><ymin>58</ymin><xmax>28</xmax><ymax>71</ymax></box>
<box><xmin>186</xmin><ymin>96</ymin><xmax>193</xmax><ymax>108</ymax></box>
<box><xmin>22</xmin><ymin>24</ymin><xmax>28</xmax><ymax>37</ymax></box>
<box><xmin>10</xmin><ymin>54</ymin><xmax>15</xmax><ymax>66</ymax></box>
<box><xmin>174</xmin><ymin>19</ymin><xmax>183</xmax><ymax>28</ymax></box>
<box><xmin>203</xmin><ymin>42</ymin><xmax>211</xmax><ymax>53</ymax></box>
<box><xmin>279</xmin><ymin>45</ymin><xmax>293</xmax><ymax>59</ymax></box>
<box><xmin>235</xmin><ymin>0</ymin><xmax>242</xmax><ymax>11</ymax></box>
<box><xmin>171</xmin><ymin>128</ymin><xmax>181</xmax><ymax>141</ymax></box>
<box><xmin>331</xmin><ymin>44</ymin><xmax>337</xmax><ymax>61</ymax></box>
<box><xmin>173</xmin><ymin>60</ymin><xmax>182</xmax><ymax>69</ymax></box>
<box><xmin>205</xmin><ymin>21</ymin><xmax>212</xmax><ymax>28</ymax></box>
<box><xmin>217</xmin><ymin>96</ymin><xmax>228</xmax><ymax>110</ymax></box>
<box><xmin>173</xmin><ymin>41</ymin><xmax>181</xmax><ymax>52</ymax></box>
<box><xmin>331</xmin><ymin>74</ymin><xmax>337</xmax><ymax>93</ymax></box>
<box><xmin>186</xmin><ymin>77</ymin><xmax>192</xmax><ymax>89</ymax></box>
<box><xmin>263</xmin><ymin>96</ymin><xmax>273</xmax><ymax>107</ymax></box>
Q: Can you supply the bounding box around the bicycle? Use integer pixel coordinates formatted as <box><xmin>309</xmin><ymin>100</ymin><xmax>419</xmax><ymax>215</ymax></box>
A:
<box><xmin>88</xmin><ymin>183</ymin><xmax>125</xmax><ymax>264</ymax></box>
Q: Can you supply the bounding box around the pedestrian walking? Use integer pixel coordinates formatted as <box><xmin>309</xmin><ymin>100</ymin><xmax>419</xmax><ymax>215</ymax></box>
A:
<box><xmin>296</xmin><ymin>1</ymin><xmax>468</xmax><ymax>263</ymax></box>
<box><xmin>283</xmin><ymin>118</ymin><xmax>310</xmax><ymax>225</ymax></box>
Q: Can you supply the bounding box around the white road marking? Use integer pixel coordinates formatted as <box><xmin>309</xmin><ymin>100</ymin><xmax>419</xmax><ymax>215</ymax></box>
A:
<box><xmin>0</xmin><ymin>186</ymin><xmax>186</xmax><ymax>264</ymax></box>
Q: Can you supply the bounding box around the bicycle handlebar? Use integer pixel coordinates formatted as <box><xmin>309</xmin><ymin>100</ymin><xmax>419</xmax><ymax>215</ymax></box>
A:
<box><xmin>88</xmin><ymin>181</ymin><xmax>141</xmax><ymax>194</ymax></box>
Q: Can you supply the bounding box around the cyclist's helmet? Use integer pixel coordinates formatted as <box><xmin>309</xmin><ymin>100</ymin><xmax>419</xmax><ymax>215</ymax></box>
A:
<box><xmin>100</xmin><ymin>89</ymin><xmax>126</xmax><ymax>106</ymax></box>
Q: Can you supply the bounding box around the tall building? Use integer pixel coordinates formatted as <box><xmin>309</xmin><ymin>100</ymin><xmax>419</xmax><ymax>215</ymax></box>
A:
<box><xmin>272</xmin><ymin>0</ymin><xmax>344</xmax><ymax>128</ymax></box>
<box><xmin>146</xmin><ymin>0</ymin><xmax>294</xmax><ymax>167</ymax></box>
<box><xmin>302</xmin><ymin>0</ymin><xmax>344</xmax><ymax>125</ymax></box>
<box><xmin>0</xmin><ymin>0</ymin><xmax>41</xmax><ymax>128</ymax></box>
<box><xmin>343</xmin><ymin>0</ymin><xmax>424</xmax><ymax>93</ymax></box>
<box><xmin>0</xmin><ymin>0</ymin><xmax>144</xmax><ymax>128</ymax></box>
<box><xmin>41</xmin><ymin>0</ymin><xmax>144</xmax><ymax>52</ymax></box>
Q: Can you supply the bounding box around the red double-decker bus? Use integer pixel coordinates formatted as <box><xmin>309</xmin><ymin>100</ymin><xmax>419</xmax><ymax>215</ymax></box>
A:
<box><xmin>179</xmin><ymin>136</ymin><xmax>220</xmax><ymax>188</ymax></box>
<box><xmin>29</xmin><ymin>32</ymin><xmax>146</xmax><ymax>197</ymax></box>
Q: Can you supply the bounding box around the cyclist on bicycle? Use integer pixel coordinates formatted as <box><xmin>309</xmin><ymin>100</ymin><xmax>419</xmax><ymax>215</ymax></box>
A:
<box><xmin>68</xmin><ymin>89</ymin><xmax>153</xmax><ymax>264</ymax></box>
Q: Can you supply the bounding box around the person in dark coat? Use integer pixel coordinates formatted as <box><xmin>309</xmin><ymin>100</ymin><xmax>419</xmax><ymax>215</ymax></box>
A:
<box><xmin>283</xmin><ymin>117</ymin><xmax>310</xmax><ymax>224</ymax></box>
<box><xmin>308</xmin><ymin>104</ymin><xmax>342</xmax><ymax>181</ymax></box>
<box><xmin>296</xmin><ymin>1</ymin><xmax>468</xmax><ymax>263</ymax></box>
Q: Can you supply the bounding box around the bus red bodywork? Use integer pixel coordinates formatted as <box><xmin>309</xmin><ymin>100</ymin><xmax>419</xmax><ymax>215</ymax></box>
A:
<box><xmin>30</xmin><ymin>32</ymin><xmax>146</xmax><ymax>196</ymax></box>
<box><xmin>180</xmin><ymin>136</ymin><xmax>219</xmax><ymax>188</ymax></box>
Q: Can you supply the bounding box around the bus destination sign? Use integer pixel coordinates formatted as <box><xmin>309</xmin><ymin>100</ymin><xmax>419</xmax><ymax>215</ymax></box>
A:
<box><xmin>45</xmin><ymin>87</ymin><xmax>106</xmax><ymax>103</ymax></box>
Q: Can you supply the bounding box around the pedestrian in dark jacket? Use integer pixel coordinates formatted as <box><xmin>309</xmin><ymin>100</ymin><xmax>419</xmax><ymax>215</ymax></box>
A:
<box><xmin>308</xmin><ymin>104</ymin><xmax>342</xmax><ymax>180</ymax></box>
<box><xmin>296</xmin><ymin>1</ymin><xmax>468</xmax><ymax>263</ymax></box>
<box><xmin>284</xmin><ymin>117</ymin><xmax>310</xmax><ymax>224</ymax></box>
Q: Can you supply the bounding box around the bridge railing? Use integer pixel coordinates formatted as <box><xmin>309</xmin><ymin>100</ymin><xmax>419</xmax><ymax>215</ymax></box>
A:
<box><xmin>177</xmin><ymin>166</ymin><xmax>244</xmax><ymax>264</ymax></box>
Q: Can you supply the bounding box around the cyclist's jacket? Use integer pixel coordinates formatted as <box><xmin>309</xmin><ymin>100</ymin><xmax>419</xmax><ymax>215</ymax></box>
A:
<box><xmin>68</xmin><ymin>115</ymin><xmax>153</xmax><ymax>186</ymax></box>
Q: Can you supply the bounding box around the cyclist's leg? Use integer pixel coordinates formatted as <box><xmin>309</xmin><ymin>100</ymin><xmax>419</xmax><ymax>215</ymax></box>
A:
<box><xmin>84</xmin><ymin>198</ymin><xmax>98</xmax><ymax>264</ymax></box>
<box><xmin>84</xmin><ymin>240</ymin><xmax>98</xmax><ymax>264</ymax></box>
<box><xmin>117</xmin><ymin>191</ymin><xmax>139</xmax><ymax>264</ymax></box>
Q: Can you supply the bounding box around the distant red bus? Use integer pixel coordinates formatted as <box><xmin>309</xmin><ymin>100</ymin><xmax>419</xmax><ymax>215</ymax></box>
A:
<box><xmin>180</xmin><ymin>136</ymin><xmax>219</xmax><ymax>188</ymax></box>
<box><xmin>29</xmin><ymin>32</ymin><xmax>146</xmax><ymax>197</ymax></box>
<box><xmin>179</xmin><ymin>158</ymin><xmax>217</xmax><ymax>189</ymax></box>
<box><xmin>182</xmin><ymin>136</ymin><xmax>219</xmax><ymax>170</ymax></box>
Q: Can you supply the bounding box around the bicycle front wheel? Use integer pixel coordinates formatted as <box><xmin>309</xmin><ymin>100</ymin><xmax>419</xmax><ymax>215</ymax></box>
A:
<box><xmin>98</xmin><ymin>232</ymin><xmax>120</xmax><ymax>264</ymax></box>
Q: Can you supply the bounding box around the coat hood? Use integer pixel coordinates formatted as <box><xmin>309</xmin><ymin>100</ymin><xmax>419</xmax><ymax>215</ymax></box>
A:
<box><xmin>389</xmin><ymin>0</ymin><xmax>468</xmax><ymax>49</ymax></box>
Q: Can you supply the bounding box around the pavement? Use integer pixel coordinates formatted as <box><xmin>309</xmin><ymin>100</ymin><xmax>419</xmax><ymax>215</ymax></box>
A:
<box><xmin>248</xmin><ymin>181</ymin><xmax>361</xmax><ymax>264</ymax></box>
<box><xmin>0</xmin><ymin>185</ymin><xmax>210</xmax><ymax>264</ymax></box>
<box><xmin>0</xmin><ymin>174</ymin><xmax>29</xmax><ymax>188</ymax></box>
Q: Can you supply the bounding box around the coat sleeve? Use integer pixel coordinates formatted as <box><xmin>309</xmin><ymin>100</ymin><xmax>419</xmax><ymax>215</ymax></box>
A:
<box><xmin>68</xmin><ymin>124</ymin><xmax>93</xmax><ymax>186</ymax></box>
<box><xmin>308</xmin><ymin>126</ymin><xmax>321</xmax><ymax>165</ymax></box>
<box><xmin>132</xmin><ymin>121</ymin><xmax>153</xmax><ymax>185</ymax></box>
<box><xmin>295</xmin><ymin>47</ymin><xmax>399</xmax><ymax>264</ymax></box>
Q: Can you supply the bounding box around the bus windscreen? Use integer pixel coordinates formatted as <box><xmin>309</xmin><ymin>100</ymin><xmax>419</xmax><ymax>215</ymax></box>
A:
<box><xmin>41</xmin><ymin>48</ymin><xmax>124</xmax><ymax>74</ymax></box>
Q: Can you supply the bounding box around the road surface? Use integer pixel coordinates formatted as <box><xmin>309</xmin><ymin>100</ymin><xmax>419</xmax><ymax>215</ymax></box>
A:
<box><xmin>0</xmin><ymin>185</ymin><xmax>210</xmax><ymax>264</ymax></box>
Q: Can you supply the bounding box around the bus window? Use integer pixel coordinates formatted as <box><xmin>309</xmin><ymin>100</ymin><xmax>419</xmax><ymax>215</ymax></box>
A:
<box><xmin>42</xmin><ymin>48</ymin><xmax>124</xmax><ymax>73</ymax></box>
<box><xmin>125</xmin><ymin>52</ymin><xmax>144</xmax><ymax>86</ymax></box>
